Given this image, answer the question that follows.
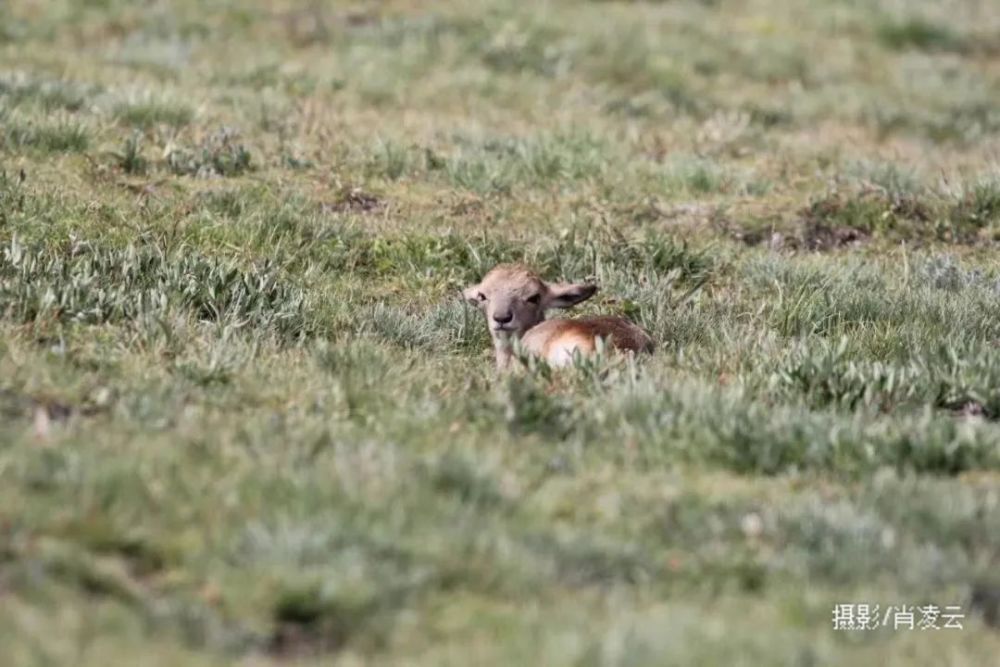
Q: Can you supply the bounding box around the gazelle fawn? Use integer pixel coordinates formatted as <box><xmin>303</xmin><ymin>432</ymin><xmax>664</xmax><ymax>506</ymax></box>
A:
<box><xmin>463</xmin><ymin>264</ymin><xmax>654</xmax><ymax>370</ymax></box>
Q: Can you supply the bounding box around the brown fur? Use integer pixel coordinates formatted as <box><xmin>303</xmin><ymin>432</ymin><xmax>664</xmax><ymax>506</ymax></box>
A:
<box><xmin>524</xmin><ymin>316</ymin><xmax>654</xmax><ymax>366</ymax></box>
<box><xmin>533</xmin><ymin>317</ymin><xmax>655</xmax><ymax>354</ymax></box>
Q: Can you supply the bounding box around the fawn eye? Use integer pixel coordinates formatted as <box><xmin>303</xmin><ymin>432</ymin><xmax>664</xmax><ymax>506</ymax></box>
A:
<box><xmin>476</xmin><ymin>292</ymin><xmax>487</xmax><ymax>302</ymax></box>
<box><xmin>527</xmin><ymin>293</ymin><xmax>541</xmax><ymax>304</ymax></box>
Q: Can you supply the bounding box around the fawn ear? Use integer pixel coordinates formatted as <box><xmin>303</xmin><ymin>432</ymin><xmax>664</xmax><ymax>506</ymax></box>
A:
<box><xmin>543</xmin><ymin>282</ymin><xmax>597</xmax><ymax>309</ymax></box>
<box><xmin>463</xmin><ymin>283</ymin><xmax>487</xmax><ymax>308</ymax></box>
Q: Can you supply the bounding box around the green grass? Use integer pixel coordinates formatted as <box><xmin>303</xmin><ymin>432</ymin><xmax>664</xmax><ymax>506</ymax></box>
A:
<box><xmin>114</xmin><ymin>98</ymin><xmax>194</xmax><ymax>129</ymax></box>
<box><xmin>2</xmin><ymin>0</ymin><xmax>1000</xmax><ymax>665</ymax></box>
<box><xmin>876</xmin><ymin>17</ymin><xmax>968</xmax><ymax>53</ymax></box>
<box><xmin>1</xmin><ymin>115</ymin><xmax>91</xmax><ymax>153</ymax></box>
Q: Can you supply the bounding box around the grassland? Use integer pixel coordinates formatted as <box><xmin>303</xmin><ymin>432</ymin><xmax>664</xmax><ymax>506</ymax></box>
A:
<box><xmin>2</xmin><ymin>0</ymin><xmax>1000</xmax><ymax>664</ymax></box>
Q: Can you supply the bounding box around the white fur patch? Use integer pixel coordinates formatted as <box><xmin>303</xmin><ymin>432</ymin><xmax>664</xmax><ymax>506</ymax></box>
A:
<box><xmin>546</xmin><ymin>336</ymin><xmax>592</xmax><ymax>367</ymax></box>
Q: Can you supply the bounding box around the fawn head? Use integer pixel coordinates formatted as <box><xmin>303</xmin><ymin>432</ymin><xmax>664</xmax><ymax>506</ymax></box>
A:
<box><xmin>464</xmin><ymin>264</ymin><xmax>597</xmax><ymax>345</ymax></box>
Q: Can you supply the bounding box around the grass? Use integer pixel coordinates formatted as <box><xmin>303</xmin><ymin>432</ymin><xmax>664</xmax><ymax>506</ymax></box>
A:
<box><xmin>1</xmin><ymin>115</ymin><xmax>91</xmax><ymax>153</ymax></box>
<box><xmin>1</xmin><ymin>0</ymin><xmax>1000</xmax><ymax>665</ymax></box>
<box><xmin>114</xmin><ymin>98</ymin><xmax>194</xmax><ymax>129</ymax></box>
<box><xmin>876</xmin><ymin>17</ymin><xmax>968</xmax><ymax>53</ymax></box>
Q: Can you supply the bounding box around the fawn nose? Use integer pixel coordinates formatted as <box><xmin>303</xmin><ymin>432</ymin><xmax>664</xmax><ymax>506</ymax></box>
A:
<box><xmin>493</xmin><ymin>311</ymin><xmax>513</xmax><ymax>325</ymax></box>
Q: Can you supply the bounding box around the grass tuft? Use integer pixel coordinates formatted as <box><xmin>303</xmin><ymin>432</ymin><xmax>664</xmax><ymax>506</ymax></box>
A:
<box><xmin>166</xmin><ymin>127</ymin><xmax>253</xmax><ymax>177</ymax></box>
<box><xmin>114</xmin><ymin>98</ymin><xmax>193</xmax><ymax>128</ymax></box>
<box><xmin>1</xmin><ymin>115</ymin><xmax>90</xmax><ymax>153</ymax></box>
<box><xmin>876</xmin><ymin>17</ymin><xmax>966</xmax><ymax>53</ymax></box>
